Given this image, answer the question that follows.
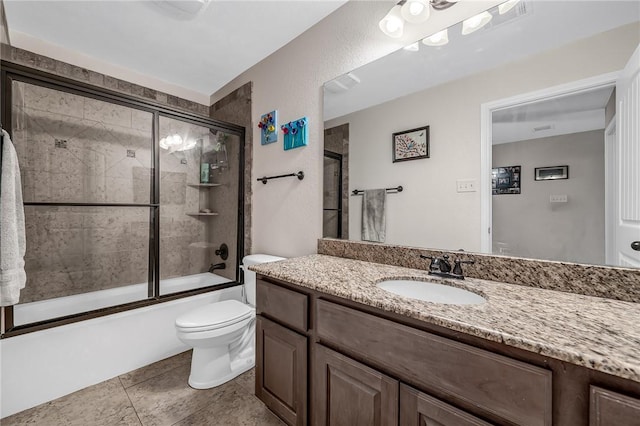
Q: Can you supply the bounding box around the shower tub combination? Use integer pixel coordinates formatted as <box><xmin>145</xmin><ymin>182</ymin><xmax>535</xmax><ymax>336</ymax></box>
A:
<box><xmin>0</xmin><ymin>62</ymin><xmax>246</xmax><ymax>419</ymax></box>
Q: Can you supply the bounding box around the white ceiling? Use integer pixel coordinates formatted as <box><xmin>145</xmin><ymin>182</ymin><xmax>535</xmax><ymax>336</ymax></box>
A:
<box><xmin>492</xmin><ymin>85</ymin><xmax>614</xmax><ymax>144</ymax></box>
<box><xmin>4</xmin><ymin>0</ymin><xmax>347</xmax><ymax>98</ymax></box>
<box><xmin>324</xmin><ymin>1</ymin><xmax>640</xmax><ymax>120</ymax></box>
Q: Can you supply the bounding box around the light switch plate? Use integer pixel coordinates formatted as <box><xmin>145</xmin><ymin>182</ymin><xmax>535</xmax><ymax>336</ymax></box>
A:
<box><xmin>550</xmin><ymin>194</ymin><xmax>568</xmax><ymax>203</ymax></box>
<box><xmin>456</xmin><ymin>179</ymin><xmax>477</xmax><ymax>193</ymax></box>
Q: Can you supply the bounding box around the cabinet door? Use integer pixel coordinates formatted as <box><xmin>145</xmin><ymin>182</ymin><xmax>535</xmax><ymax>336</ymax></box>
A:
<box><xmin>313</xmin><ymin>344</ymin><xmax>398</xmax><ymax>426</ymax></box>
<box><xmin>256</xmin><ymin>315</ymin><xmax>307</xmax><ymax>426</ymax></box>
<box><xmin>400</xmin><ymin>384</ymin><xmax>493</xmax><ymax>426</ymax></box>
<box><xmin>590</xmin><ymin>386</ymin><xmax>640</xmax><ymax>426</ymax></box>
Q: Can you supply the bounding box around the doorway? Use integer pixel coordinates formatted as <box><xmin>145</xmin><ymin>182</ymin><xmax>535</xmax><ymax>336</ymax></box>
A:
<box><xmin>480</xmin><ymin>72</ymin><xmax>619</xmax><ymax>264</ymax></box>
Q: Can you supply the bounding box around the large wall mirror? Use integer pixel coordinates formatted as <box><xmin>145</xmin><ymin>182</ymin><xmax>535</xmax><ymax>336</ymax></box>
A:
<box><xmin>323</xmin><ymin>0</ymin><xmax>640</xmax><ymax>268</ymax></box>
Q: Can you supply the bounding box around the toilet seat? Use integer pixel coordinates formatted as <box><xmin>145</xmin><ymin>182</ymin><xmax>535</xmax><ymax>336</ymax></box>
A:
<box><xmin>176</xmin><ymin>300</ymin><xmax>254</xmax><ymax>333</ymax></box>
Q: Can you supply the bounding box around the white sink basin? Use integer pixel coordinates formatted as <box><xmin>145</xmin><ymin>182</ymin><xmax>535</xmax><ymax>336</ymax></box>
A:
<box><xmin>377</xmin><ymin>280</ymin><xmax>486</xmax><ymax>305</ymax></box>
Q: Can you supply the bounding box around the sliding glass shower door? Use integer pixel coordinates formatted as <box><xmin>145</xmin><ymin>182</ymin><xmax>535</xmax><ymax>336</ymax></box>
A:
<box><xmin>11</xmin><ymin>80</ymin><xmax>154</xmax><ymax>325</ymax></box>
<box><xmin>2</xmin><ymin>66</ymin><xmax>245</xmax><ymax>333</ymax></box>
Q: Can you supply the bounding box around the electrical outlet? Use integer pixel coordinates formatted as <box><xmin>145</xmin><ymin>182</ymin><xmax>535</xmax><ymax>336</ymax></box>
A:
<box><xmin>550</xmin><ymin>194</ymin><xmax>568</xmax><ymax>203</ymax></box>
<box><xmin>456</xmin><ymin>179</ymin><xmax>477</xmax><ymax>193</ymax></box>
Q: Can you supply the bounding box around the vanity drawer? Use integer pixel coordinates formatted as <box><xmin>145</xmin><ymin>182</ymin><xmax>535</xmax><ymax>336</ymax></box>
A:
<box><xmin>257</xmin><ymin>279</ymin><xmax>308</xmax><ymax>333</ymax></box>
<box><xmin>316</xmin><ymin>300</ymin><xmax>552</xmax><ymax>426</ymax></box>
<box><xmin>590</xmin><ymin>386</ymin><xmax>640</xmax><ymax>425</ymax></box>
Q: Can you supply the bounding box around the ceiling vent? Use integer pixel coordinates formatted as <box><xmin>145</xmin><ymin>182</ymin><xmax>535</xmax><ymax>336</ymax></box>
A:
<box><xmin>153</xmin><ymin>0</ymin><xmax>212</xmax><ymax>19</ymax></box>
<box><xmin>533</xmin><ymin>124</ymin><xmax>554</xmax><ymax>132</ymax></box>
<box><xmin>324</xmin><ymin>73</ymin><xmax>361</xmax><ymax>94</ymax></box>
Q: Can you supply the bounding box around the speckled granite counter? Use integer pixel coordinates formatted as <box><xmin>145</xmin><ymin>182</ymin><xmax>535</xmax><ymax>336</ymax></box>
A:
<box><xmin>250</xmin><ymin>254</ymin><xmax>640</xmax><ymax>383</ymax></box>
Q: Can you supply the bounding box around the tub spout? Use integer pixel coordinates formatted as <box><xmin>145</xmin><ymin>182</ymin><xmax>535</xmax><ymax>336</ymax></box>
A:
<box><xmin>209</xmin><ymin>262</ymin><xmax>226</xmax><ymax>272</ymax></box>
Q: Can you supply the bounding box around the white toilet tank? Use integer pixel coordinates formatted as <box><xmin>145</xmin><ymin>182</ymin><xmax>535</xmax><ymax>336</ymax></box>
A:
<box><xmin>242</xmin><ymin>254</ymin><xmax>285</xmax><ymax>306</ymax></box>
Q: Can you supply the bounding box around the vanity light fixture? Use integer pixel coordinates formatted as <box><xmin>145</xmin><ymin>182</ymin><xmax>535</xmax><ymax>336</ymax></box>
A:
<box><xmin>379</xmin><ymin>4</ymin><xmax>405</xmax><ymax>38</ymax></box>
<box><xmin>461</xmin><ymin>10</ymin><xmax>493</xmax><ymax>35</ymax></box>
<box><xmin>499</xmin><ymin>0</ymin><xmax>521</xmax><ymax>15</ymax></box>
<box><xmin>422</xmin><ymin>28</ymin><xmax>449</xmax><ymax>46</ymax></box>
<box><xmin>379</xmin><ymin>0</ymin><xmax>457</xmax><ymax>38</ymax></box>
<box><xmin>401</xmin><ymin>0</ymin><xmax>430</xmax><ymax>24</ymax></box>
<box><xmin>403</xmin><ymin>42</ymin><xmax>420</xmax><ymax>51</ymax></box>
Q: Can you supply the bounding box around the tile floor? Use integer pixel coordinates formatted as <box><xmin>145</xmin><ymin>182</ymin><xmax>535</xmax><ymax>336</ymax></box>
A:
<box><xmin>2</xmin><ymin>351</ymin><xmax>285</xmax><ymax>426</ymax></box>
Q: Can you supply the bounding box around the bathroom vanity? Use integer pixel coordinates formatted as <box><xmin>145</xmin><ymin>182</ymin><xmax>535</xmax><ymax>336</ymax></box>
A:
<box><xmin>252</xmin><ymin>255</ymin><xmax>640</xmax><ymax>426</ymax></box>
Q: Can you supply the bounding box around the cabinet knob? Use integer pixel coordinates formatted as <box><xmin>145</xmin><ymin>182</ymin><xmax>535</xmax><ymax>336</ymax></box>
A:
<box><xmin>632</xmin><ymin>241</ymin><xmax>640</xmax><ymax>252</ymax></box>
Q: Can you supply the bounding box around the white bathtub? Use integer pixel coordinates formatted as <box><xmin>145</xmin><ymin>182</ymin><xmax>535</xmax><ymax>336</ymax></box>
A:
<box><xmin>1</xmin><ymin>275</ymin><xmax>241</xmax><ymax>419</ymax></box>
<box><xmin>14</xmin><ymin>272</ymin><xmax>233</xmax><ymax>326</ymax></box>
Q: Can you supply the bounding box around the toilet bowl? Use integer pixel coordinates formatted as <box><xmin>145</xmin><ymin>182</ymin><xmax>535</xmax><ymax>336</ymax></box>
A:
<box><xmin>175</xmin><ymin>254</ymin><xmax>285</xmax><ymax>389</ymax></box>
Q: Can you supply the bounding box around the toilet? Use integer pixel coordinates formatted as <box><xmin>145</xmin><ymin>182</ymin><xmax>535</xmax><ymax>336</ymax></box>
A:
<box><xmin>175</xmin><ymin>254</ymin><xmax>285</xmax><ymax>389</ymax></box>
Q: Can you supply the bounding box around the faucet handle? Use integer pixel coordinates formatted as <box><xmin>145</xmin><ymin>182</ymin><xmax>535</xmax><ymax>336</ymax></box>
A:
<box><xmin>419</xmin><ymin>254</ymin><xmax>438</xmax><ymax>271</ymax></box>
<box><xmin>452</xmin><ymin>259</ymin><xmax>475</xmax><ymax>277</ymax></box>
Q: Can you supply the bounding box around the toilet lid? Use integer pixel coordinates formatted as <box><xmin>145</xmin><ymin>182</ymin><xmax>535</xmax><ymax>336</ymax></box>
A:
<box><xmin>176</xmin><ymin>300</ymin><xmax>254</xmax><ymax>331</ymax></box>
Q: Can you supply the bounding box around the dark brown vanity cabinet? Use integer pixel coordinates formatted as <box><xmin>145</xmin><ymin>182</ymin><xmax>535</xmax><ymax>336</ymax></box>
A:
<box><xmin>313</xmin><ymin>344</ymin><xmax>399</xmax><ymax>426</ymax></box>
<box><xmin>255</xmin><ymin>276</ymin><xmax>640</xmax><ymax>426</ymax></box>
<box><xmin>256</xmin><ymin>279</ymin><xmax>310</xmax><ymax>426</ymax></box>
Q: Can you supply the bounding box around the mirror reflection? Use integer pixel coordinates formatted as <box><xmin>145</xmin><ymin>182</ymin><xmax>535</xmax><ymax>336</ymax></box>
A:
<box><xmin>323</xmin><ymin>0</ymin><xmax>640</xmax><ymax>268</ymax></box>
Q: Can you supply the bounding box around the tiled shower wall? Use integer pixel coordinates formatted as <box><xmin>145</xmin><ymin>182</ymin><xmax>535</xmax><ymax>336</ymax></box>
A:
<box><xmin>2</xmin><ymin>45</ymin><xmax>209</xmax><ymax>117</ymax></box>
<box><xmin>210</xmin><ymin>82</ymin><xmax>252</xmax><ymax>258</ymax></box>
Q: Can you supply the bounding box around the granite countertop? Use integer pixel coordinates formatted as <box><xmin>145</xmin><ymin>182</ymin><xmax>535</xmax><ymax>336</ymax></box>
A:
<box><xmin>250</xmin><ymin>254</ymin><xmax>640</xmax><ymax>383</ymax></box>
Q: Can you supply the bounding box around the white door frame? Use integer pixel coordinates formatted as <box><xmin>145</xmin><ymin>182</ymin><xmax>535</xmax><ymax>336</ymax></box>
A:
<box><xmin>604</xmin><ymin>116</ymin><xmax>617</xmax><ymax>265</ymax></box>
<box><xmin>479</xmin><ymin>72</ymin><xmax>620</xmax><ymax>253</ymax></box>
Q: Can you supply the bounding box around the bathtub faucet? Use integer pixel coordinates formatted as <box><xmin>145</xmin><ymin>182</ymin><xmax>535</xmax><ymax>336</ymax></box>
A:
<box><xmin>209</xmin><ymin>262</ymin><xmax>226</xmax><ymax>272</ymax></box>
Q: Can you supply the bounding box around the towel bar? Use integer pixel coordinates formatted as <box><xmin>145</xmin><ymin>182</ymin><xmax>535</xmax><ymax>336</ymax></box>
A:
<box><xmin>351</xmin><ymin>186</ymin><xmax>403</xmax><ymax>196</ymax></box>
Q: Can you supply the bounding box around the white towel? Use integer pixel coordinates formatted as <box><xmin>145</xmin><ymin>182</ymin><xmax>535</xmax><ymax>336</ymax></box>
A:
<box><xmin>0</xmin><ymin>130</ymin><xmax>26</xmax><ymax>306</ymax></box>
<box><xmin>362</xmin><ymin>189</ymin><xmax>386</xmax><ymax>242</ymax></box>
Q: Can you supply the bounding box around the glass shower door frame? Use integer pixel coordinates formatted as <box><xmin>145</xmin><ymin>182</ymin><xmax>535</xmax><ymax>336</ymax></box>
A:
<box><xmin>0</xmin><ymin>61</ymin><xmax>245</xmax><ymax>337</ymax></box>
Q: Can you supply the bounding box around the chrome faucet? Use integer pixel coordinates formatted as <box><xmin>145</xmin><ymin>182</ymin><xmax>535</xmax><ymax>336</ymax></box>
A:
<box><xmin>420</xmin><ymin>254</ymin><xmax>474</xmax><ymax>280</ymax></box>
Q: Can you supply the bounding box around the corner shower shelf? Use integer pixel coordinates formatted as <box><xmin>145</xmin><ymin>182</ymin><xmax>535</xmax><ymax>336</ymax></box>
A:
<box><xmin>187</xmin><ymin>212</ymin><xmax>219</xmax><ymax>217</ymax></box>
<box><xmin>188</xmin><ymin>183</ymin><xmax>222</xmax><ymax>188</ymax></box>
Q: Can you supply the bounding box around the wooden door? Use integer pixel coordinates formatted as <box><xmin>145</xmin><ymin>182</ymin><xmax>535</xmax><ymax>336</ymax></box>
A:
<box><xmin>399</xmin><ymin>384</ymin><xmax>492</xmax><ymax>426</ymax></box>
<box><xmin>312</xmin><ymin>344</ymin><xmax>398</xmax><ymax>426</ymax></box>
<box><xmin>256</xmin><ymin>315</ymin><xmax>307</xmax><ymax>426</ymax></box>
<box><xmin>615</xmin><ymin>44</ymin><xmax>640</xmax><ymax>267</ymax></box>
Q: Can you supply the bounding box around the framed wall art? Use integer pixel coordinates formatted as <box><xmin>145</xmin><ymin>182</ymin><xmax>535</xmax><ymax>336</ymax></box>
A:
<box><xmin>492</xmin><ymin>165</ymin><xmax>521</xmax><ymax>195</ymax></box>
<box><xmin>392</xmin><ymin>125</ymin><xmax>429</xmax><ymax>162</ymax></box>
<box><xmin>535</xmin><ymin>165</ymin><xmax>569</xmax><ymax>181</ymax></box>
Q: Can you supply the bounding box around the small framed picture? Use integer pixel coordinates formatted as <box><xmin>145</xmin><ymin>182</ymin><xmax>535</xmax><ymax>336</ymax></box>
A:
<box><xmin>492</xmin><ymin>165</ymin><xmax>521</xmax><ymax>195</ymax></box>
<box><xmin>535</xmin><ymin>165</ymin><xmax>569</xmax><ymax>181</ymax></box>
<box><xmin>392</xmin><ymin>126</ymin><xmax>429</xmax><ymax>162</ymax></box>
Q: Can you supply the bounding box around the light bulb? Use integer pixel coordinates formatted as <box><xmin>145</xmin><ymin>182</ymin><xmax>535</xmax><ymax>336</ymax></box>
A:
<box><xmin>422</xmin><ymin>29</ymin><xmax>449</xmax><ymax>46</ymax></box>
<box><xmin>403</xmin><ymin>42</ymin><xmax>420</xmax><ymax>52</ymax></box>
<box><xmin>379</xmin><ymin>5</ymin><xmax>404</xmax><ymax>38</ymax></box>
<box><xmin>409</xmin><ymin>2</ymin><xmax>425</xmax><ymax>15</ymax></box>
<box><xmin>499</xmin><ymin>0</ymin><xmax>520</xmax><ymax>15</ymax></box>
<box><xmin>401</xmin><ymin>0</ymin><xmax>431</xmax><ymax>24</ymax></box>
<box><xmin>461</xmin><ymin>11</ymin><xmax>492</xmax><ymax>35</ymax></box>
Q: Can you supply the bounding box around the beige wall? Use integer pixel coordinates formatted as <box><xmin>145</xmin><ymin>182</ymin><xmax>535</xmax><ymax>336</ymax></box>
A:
<box><xmin>325</xmin><ymin>23</ymin><xmax>639</xmax><ymax>252</ymax></box>
<box><xmin>211</xmin><ymin>0</ymin><xmax>505</xmax><ymax>258</ymax></box>
<box><xmin>492</xmin><ymin>131</ymin><xmax>605</xmax><ymax>264</ymax></box>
